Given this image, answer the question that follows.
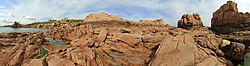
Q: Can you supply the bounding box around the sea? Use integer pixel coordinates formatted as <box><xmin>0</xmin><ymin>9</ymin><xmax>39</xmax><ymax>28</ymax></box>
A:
<box><xmin>0</xmin><ymin>27</ymin><xmax>48</xmax><ymax>33</ymax></box>
<box><xmin>0</xmin><ymin>27</ymin><xmax>67</xmax><ymax>45</ymax></box>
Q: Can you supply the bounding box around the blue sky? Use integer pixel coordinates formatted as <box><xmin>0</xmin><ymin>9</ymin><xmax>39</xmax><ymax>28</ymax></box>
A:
<box><xmin>0</xmin><ymin>0</ymin><xmax>250</xmax><ymax>26</ymax></box>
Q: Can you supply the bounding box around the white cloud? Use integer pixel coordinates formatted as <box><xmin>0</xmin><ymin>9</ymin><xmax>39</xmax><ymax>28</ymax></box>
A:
<box><xmin>0</xmin><ymin>0</ymin><xmax>250</xmax><ymax>26</ymax></box>
<box><xmin>22</xmin><ymin>16</ymin><xmax>36</xmax><ymax>20</ymax></box>
<box><xmin>235</xmin><ymin>0</ymin><xmax>250</xmax><ymax>12</ymax></box>
<box><xmin>0</xmin><ymin>6</ymin><xmax>5</xmax><ymax>9</ymax></box>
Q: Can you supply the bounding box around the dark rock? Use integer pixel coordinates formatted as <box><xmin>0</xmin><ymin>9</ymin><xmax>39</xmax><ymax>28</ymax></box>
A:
<box><xmin>12</xmin><ymin>21</ymin><xmax>22</xmax><ymax>28</ymax></box>
<box><xmin>221</xmin><ymin>42</ymin><xmax>245</xmax><ymax>61</ymax></box>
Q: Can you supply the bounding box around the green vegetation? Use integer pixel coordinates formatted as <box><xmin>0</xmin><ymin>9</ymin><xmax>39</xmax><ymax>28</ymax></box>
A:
<box><xmin>67</xmin><ymin>19</ymin><xmax>85</xmax><ymax>23</ymax></box>
<box><xmin>36</xmin><ymin>48</ymin><xmax>49</xmax><ymax>59</ymax></box>
<box><xmin>94</xmin><ymin>50</ymin><xmax>98</xmax><ymax>59</ymax></box>
<box><xmin>244</xmin><ymin>54</ymin><xmax>250</xmax><ymax>66</ymax></box>
<box><xmin>94</xmin><ymin>50</ymin><xmax>99</xmax><ymax>65</ymax></box>
<box><xmin>26</xmin><ymin>19</ymin><xmax>85</xmax><ymax>27</ymax></box>
<box><xmin>102</xmin><ymin>50</ymin><xmax>114</xmax><ymax>60</ymax></box>
<box><xmin>110</xmin><ymin>49</ymin><xmax>123</xmax><ymax>54</ymax></box>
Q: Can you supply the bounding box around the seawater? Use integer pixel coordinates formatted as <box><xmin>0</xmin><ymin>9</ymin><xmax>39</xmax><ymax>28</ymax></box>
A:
<box><xmin>0</xmin><ymin>27</ymin><xmax>48</xmax><ymax>34</ymax></box>
<box><xmin>0</xmin><ymin>27</ymin><xmax>67</xmax><ymax>45</ymax></box>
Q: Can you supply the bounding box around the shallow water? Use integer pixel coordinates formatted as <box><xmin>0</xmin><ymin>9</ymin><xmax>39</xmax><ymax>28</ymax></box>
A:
<box><xmin>45</xmin><ymin>37</ymin><xmax>68</xmax><ymax>45</ymax></box>
<box><xmin>0</xmin><ymin>27</ymin><xmax>67</xmax><ymax>45</ymax></box>
<box><xmin>0</xmin><ymin>27</ymin><xmax>49</xmax><ymax>34</ymax></box>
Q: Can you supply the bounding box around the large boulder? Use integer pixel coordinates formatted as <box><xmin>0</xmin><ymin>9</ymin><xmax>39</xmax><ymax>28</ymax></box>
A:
<box><xmin>149</xmin><ymin>33</ymin><xmax>229</xmax><ymax>66</ymax></box>
<box><xmin>211</xmin><ymin>1</ymin><xmax>250</xmax><ymax>34</ymax></box>
<box><xmin>178</xmin><ymin>13</ymin><xmax>203</xmax><ymax>30</ymax></box>
<box><xmin>221</xmin><ymin>42</ymin><xmax>245</xmax><ymax>61</ymax></box>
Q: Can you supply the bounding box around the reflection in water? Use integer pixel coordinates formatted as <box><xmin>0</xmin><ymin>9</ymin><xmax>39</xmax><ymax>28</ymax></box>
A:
<box><xmin>45</xmin><ymin>37</ymin><xmax>67</xmax><ymax>45</ymax></box>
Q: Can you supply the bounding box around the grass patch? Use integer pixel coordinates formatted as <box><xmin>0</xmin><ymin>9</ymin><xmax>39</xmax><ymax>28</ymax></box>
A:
<box><xmin>110</xmin><ymin>49</ymin><xmax>123</xmax><ymax>54</ymax></box>
<box><xmin>244</xmin><ymin>54</ymin><xmax>250</xmax><ymax>66</ymax></box>
<box><xmin>94</xmin><ymin>50</ymin><xmax>98</xmax><ymax>59</ymax></box>
<box><xmin>36</xmin><ymin>48</ymin><xmax>49</xmax><ymax>59</ymax></box>
<box><xmin>102</xmin><ymin>50</ymin><xmax>114</xmax><ymax>60</ymax></box>
<box><xmin>25</xmin><ymin>19</ymin><xmax>85</xmax><ymax>27</ymax></box>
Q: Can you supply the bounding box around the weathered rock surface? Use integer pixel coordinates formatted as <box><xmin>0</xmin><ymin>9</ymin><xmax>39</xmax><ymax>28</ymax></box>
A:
<box><xmin>1</xmin><ymin>12</ymin><xmax>248</xmax><ymax>65</ymax></box>
<box><xmin>85</xmin><ymin>12</ymin><xmax>125</xmax><ymax>22</ymax></box>
<box><xmin>135</xmin><ymin>19</ymin><xmax>165</xmax><ymax>25</ymax></box>
<box><xmin>46</xmin><ymin>17</ymin><xmax>170</xmax><ymax>65</ymax></box>
<box><xmin>178</xmin><ymin>13</ymin><xmax>203</xmax><ymax>30</ymax></box>
<box><xmin>211</xmin><ymin>1</ymin><xmax>250</xmax><ymax>33</ymax></box>
<box><xmin>0</xmin><ymin>32</ymin><xmax>49</xmax><ymax>66</ymax></box>
<box><xmin>221</xmin><ymin>42</ymin><xmax>245</xmax><ymax>61</ymax></box>
<box><xmin>150</xmin><ymin>31</ymin><xmax>229</xmax><ymax>66</ymax></box>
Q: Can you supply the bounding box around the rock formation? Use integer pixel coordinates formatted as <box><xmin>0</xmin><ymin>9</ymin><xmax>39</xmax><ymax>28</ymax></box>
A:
<box><xmin>211</xmin><ymin>1</ymin><xmax>250</xmax><ymax>33</ymax></box>
<box><xmin>178</xmin><ymin>13</ymin><xmax>203</xmax><ymax>30</ymax></box>
<box><xmin>137</xmin><ymin>19</ymin><xmax>164</xmax><ymax>25</ymax></box>
<box><xmin>12</xmin><ymin>21</ymin><xmax>22</xmax><ymax>28</ymax></box>
<box><xmin>211</xmin><ymin>1</ymin><xmax>250</xmax><ymax>65</ymax></box>
<box><xmin>150</xmin><ymin>32</ymin><xmax>229</xmax><ymax>66</ymax></box>
<box><xmin>1</xmin><ymin>11</ymin><xmax>249</xmax><ymax>65</ymax></box>
<box><xmin>0</xmin><ymin>32</ymin><xmax>49</xmax><ymax>66</ymax></box>
<box><xmin>85</xmin><ymin>12</ymin><xmax>125</xmax><ymax>22</ymax></box>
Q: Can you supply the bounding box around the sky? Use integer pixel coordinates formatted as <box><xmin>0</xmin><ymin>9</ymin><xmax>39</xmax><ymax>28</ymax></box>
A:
<box><xmin>0</xmin><ymin>0</ymin><xmax>250</xmax><ymax>26</ymax></box>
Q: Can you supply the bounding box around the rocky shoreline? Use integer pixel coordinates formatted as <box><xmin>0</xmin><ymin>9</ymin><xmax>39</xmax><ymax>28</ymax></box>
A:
<box><xmin>1</xmin><ymin>1</ymin><xmax>250</xmax><ymax>66</ymax></box>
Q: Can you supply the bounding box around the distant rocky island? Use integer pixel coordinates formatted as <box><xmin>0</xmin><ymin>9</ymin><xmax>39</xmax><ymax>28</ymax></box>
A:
<box><xmin>0</xmin><ymin>1</ymin><xmax>250</xmax><ymax>66</ymax></box>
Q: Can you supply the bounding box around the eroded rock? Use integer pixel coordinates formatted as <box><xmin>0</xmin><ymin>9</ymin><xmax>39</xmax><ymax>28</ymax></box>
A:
<box><xmin>118</xmin><ymin>33</ymin><xmax>142</xmax><ymax>46</ymax></box>
<box><xmin>150</xmin><ymin>32</ymin><xmax>228</xmax><ymax>66</ymax></box>
<box><xmin>178</xmin><ymin>13</ymin><xmax>203</xmax><ymax>30</ymax></box>
<box><xmin>85</xmin><ymin>12</ymin><xmax>124</xmax><ymax>22</ymax></box>
<box><xmin>211</xmin><ymin>1</ymin><xmax>250</xmax><ymax>33</ymax></box>
<box><xmin>222</xmin><ymin>42</ymin><xmax>245</xmax><ymax>61</ymax></box>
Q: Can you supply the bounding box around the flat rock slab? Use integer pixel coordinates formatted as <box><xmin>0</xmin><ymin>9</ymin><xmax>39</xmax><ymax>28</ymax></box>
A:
<box><xmin>150</xmin><ymin>34</ymin><xmax>227</xmax><ymax>66</ymax></box>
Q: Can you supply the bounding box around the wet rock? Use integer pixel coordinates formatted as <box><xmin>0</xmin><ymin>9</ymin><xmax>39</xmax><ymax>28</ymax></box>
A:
<box><xmin>178</xmin><ymin>13</ymin><xmax>203</xmax><ymax>30</ymax></box>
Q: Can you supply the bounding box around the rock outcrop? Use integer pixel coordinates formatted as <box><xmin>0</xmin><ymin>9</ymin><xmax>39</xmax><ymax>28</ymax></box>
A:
<box><xmin>85</xmin><ymin>12</ymin><xmax>125</xmax><ymax>22</ymax></box>
<box><xmin>1</xmin><ymin>12</ymin><xmax>249</xmax><ymax>65</ymax></box>
<box><xmin>12</xmin><ymin>21</ymin><xmax>22</xmax><ymax>28</ymax></box>
<box><xmin>211</xmin><ymin>1</ymin><xmax>250</xmax><ymax>33</ymax></box>
<box><xmin>211</xmin><ymin>1</ymin><xmax>250</xmax><ymax>65</ymax></box>
<box><xmin>135</xmin><ymin>19</ymin><xmax>165</xmax><ymax>25</ymax></box>
<box><xmin>0</xmin><ymin>32</ymin><xmax>50</xmax><ymax>66</ymax></box>
<box><xmin>178</xmin><ymin>13</ymin><xmax>203</xmax><ymax>30</ymax></box>
<box><xmin>150</xmin><ymin>31</ymin><xmax>232</xmax><ymax>66</ymax></box>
